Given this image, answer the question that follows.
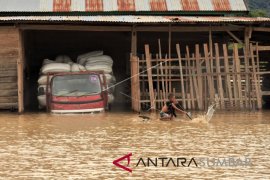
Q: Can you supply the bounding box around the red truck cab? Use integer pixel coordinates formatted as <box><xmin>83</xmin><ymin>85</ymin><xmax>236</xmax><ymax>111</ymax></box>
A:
<box><xmin>46</xmin><ymin>72</ymin><xmax>108</xmax><ymax>113</ymax></box>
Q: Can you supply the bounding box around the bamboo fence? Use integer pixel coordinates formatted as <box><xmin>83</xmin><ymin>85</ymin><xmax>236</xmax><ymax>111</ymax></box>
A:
<box><xmin>131</xmin><ymin>42</ymin><xmax>262</xmax><ymax>111</ymax></box>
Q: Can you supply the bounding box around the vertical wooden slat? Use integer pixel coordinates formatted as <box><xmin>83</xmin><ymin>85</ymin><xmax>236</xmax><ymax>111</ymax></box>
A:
<box><xmin>130</xmin><ymin>55</ymin><xmax>140</xmax><ymax>112</ymax></box>
<box><xmin>203</xmin><ymin>44</ymin><xmax>215</xmax><ymax>103</ymax></box>
<box><xmin>244</xmin><ymin>27</ymin><xmax>251</xmax><ymax>109</ymax></box>
<box><xmin>195</xmin><ymin>44</ymin><xmax>203</xmax><ymax>109</ymax></box>
<box><xmin>215</xmin><ymin>43</ymin><xmax>225</xmax><ymax>109</ymax></box>
<box><xmin>223</xmin><ymin>44</ymin><xmax>233</xmax><ymax>108</ymax></box>
<box><xmin>234</xmin><ymin>44</ymin><xmax>243</xmax><ymax>109</ymax></box>
<box><xmin>250</xmin><ymin>43</ymin><xmax>262</xmax><ymax>109</ymax></box>
<box><xmin>231</xmin><ymin>53</ymin><xmax>239</xmax><ymax>108</ymax></box>
<box><xmin>145</xmin><ymin>45</ymin><xmax>156</xmax><ymax>111</ymax></box>
<box><xmin>160</xmin><ymin>62</ymin><xmax>166</xmax><ymax>105</ymax></box>
<box><xmin>164</xmin><ymin>55</ymin><xmax>168</xmax><ymax>96</ymax></box>
<box><xmin>168</xmin><ymin>24</ymin><xmax>172</xmax><ymax>93</ymax></box>
<box><xmin>176</xmin><ymin>44</ymin><xmax>186</xmax><ymax>109</ymax></box>
<box><xmin>186</xmin><ymin>46</ymin><xmax>195</xmax><ymax>109</ymax></box>
<box><xmin>17</xmin><ymin>29</ymin><xmax>24</xmax><ymax>113</ymax></box>
<box><xmin>156</xmin><ymin>54</ymin><xmax>160</xmax><ymax>108</ymax></box>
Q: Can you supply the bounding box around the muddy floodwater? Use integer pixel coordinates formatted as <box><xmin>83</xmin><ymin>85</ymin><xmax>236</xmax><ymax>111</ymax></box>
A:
<box><xmin>0</xmin><ymin>111</ymin><xmax>269</xmax><ymax>179</ymax></box>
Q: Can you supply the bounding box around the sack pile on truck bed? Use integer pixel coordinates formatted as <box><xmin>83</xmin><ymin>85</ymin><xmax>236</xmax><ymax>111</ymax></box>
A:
<box><xmin>37</xmin><ymin>51</ymin><xmax>116</xmax><ymax>109</ymax></box>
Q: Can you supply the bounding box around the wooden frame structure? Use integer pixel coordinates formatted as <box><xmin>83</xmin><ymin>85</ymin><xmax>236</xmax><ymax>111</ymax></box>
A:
<box><xmin>131</xmin><ymin>42</ymin><xmax>262</xmax><ymax>111</ymax></box>
<box><xmin>2</xmin><ymin>24</ymin><xmax>270</xmax><ymax>112</ymax></box>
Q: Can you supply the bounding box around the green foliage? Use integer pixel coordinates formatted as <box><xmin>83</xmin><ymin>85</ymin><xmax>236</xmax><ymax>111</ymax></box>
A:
<box><xmin>249</xmin><ymin>9</ymin><xmax>268</xmax><ymax>17</ymax></box>
<box><xmin>248</xmin><ymin>0</ymin><xmax>270</xmax><ymax>17</ymax></box>
<box><xmin>228</xmin><ymin>43</ymin><xmax>244</xmax><ymax>50</ymax></box>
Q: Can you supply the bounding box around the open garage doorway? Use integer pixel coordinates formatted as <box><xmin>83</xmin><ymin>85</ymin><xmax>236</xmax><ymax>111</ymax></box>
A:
<box><xmin>23</xmin><ymin>30</ymin><xmax>132</xmax><ymax>112</ymax></box>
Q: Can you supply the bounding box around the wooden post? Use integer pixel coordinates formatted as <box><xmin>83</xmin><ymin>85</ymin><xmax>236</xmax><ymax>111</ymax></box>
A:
<box><xmin>130</xmin><ymin>55</ymin><xmax>140</xmax><ymax>112</ymax></box>
<box><xmin>160</xmin><ymin>62</ymin><xmax>166</xmax><ymax>105</ymax></box>
<box><xmin>145</xmin><ymin>45</ymin><xmax>156</xmax><ymax>111</ymax></box>
<box><xmin>214</xmin><ymin>43</ymin><xmax>225</xmax><ymax>109</ymax></box>
<box><xmin>223</xmin><ymin>44</ymin><xmax>233</xmax><ymax>108</ymax></box>
<box><xmin>231</xmin><ymin>53</ymin><xmax>239</xmax><ymax>108</ymax></box>
<box><xmin>234</xmin><ymin>44</ymin><xmax>243</xmax><ymax>109</ymax></box>
<box><xmin>192</xmin><ymin>68</ymin><xmax>200</xmax><ymax>110</ymax></box>
<box><xmin>168</xmin><ymin>24</ymin><xmax>172</xmax><ymax>93</ymax></box>
<box><xmin>203</xmin><ymin>44</ymin><xmax>215</xmax><ymax>103</ymax></box>
<box><xmin>156</xmin><ymin>54</ymin><xmax>160</xmax><ymax>107</ymax></box>
<box><xmin>195</xmin><ymin>44</ymin><xmax>203</xmax><ymax>110</ymax></box>
<box><xmin>244</xmin><ymin>27</ymin><xmax>251</xmax><ymax>109</ymax></box>
<box><xmin>17</xmin><ymin>29</ymin><xmax>24</xmax><ymax>113</ymax></box>
<box><xmin>164</xmin><ymin>55</ymin><xmax>168</xmax><ymax>96</ymax></box>
<box><xmin>176</xmin><ymin>44</ymin><xmax>186</xmax><ymax>109</ymax></box>
<box><xmin>131</xmin><ymin>25</ymin><xmax>137</xmax><ymax>56</ymax></box>
<box><xmin>186</xmin><ymin>46</ymin><xmax>195</xmax><ymax>109</ymax></box>
<box><xmin>209</xmin><ymin>26</ymin><xmax>214</xmax><ymax>74</ymax></box>
<box><xmin>250</xmin><ymin>43</ymin><xmax>262</xmax><ymax>109</ymax></box>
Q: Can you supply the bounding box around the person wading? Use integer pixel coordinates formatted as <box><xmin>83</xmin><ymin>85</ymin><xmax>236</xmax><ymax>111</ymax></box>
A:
<box><xmin>160</xmin><ymin>93</ymin><xmax>187</xmax><ymax>120</ymax></box>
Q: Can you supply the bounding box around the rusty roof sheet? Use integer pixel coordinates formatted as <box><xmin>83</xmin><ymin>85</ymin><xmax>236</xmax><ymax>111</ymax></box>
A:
<box><xmin>0</xmin><ymin>0</ymin><xmax>248</xmax><ymax>12</ymax></box>
<box><xmin>0</xmin><ymin>16</ymin><xmax>269</xmax><ymax>24</ymax></box>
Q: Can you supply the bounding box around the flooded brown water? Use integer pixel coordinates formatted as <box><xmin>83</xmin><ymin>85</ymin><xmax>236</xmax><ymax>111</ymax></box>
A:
<box><xmin>0</xmin><ymin>111</ymin><xmax>269</xmax><ymax>179</ymax></box>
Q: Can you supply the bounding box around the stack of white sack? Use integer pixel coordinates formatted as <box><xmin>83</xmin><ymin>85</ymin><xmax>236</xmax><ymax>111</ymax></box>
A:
<box><xmin>78</xmin><ymin>51</ymin><xmax>116</xmax><ymax>104</ymax></box>
<box><xmin>37</xmin><ymin>55</ymin><xmax>73</xmax><ymax>109</ymax></box>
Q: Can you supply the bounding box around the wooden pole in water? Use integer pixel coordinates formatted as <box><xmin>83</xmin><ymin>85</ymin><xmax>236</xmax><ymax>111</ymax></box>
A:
<box><xmin>156</xmin><ymin>54</ymin><xmax>160</xmax><ymax>109</ymax></box>
<box><xmin>160</xmin><ymin>61</ymin><xmax>166</xmax><ymax>105</ymax></box>
<box><xmin>164</xmin><ymin>54</ymin><xmax>168</xmax><ymax>97</ymax></box>
<box><xmin>203</xmin><ymin>44</ymin><xmax>215</xmax><ymax>103</ymax></box>
<box><xmin>176</xmin><ymin>44</ymin><xmax>186</xmax><ymax>109</ymax></box>
<box><xmin>186</xmin><ymin>46</ymin><xmax>195</xmax><ymax>109</ymax></box>
<box><xmin>244</xmin><ymin>27</ymin><xmax>251</xmax><ymax>109</ymax></box>
<box><xmin>223</xmin><ymin>44</ymin><xmax>233</xmax><ymax>108</ymax></box>
<box><xmin>195</xmin><ymin>44</ymin><xmax>203</xmax><ymax>110</ymax></box>
<box><xmin>145</xmin><ymin>45</ymin><xmax>156</xmax><ymax>112</ymax></box>
<box><xmin>17</xmin><ymin>29</ymin><xmax>24</xmax><ymax>113</ymax></box>
<box><xmin>130</xmin><ymin>55</ymin><xmax>140</xmax><ymax>112</ymax></box>
<box><xmin>250</xmin><ymin>43</ymin><xmax>262</xmax><ymax>109</ymax></box>
<box><xmin>233</xmin><ymin>43</ymin><xmax>244</xmax><ymax>109</ymax></box>
<box><xmin>168</xmin><ymin>24</ymin><xmax>172</xmax><ymax>93</ymax></box>
<box><xmin>214</xmin><ymin>43</ymin><xmax>225</xmax><ymax>109</ymax></box>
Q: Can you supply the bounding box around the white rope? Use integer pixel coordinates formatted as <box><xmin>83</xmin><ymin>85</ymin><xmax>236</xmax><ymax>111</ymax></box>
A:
<box><xmin>103</xmin><ymin>59</ymin><xmax>168</xmax><ymax>92</ymax></box>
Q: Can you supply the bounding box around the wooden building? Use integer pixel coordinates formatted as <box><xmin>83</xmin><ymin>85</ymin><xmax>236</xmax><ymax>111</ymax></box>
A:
<box><xmin>0</xmin><ymin>0</ymin><xmax>270</xmax><ymax>113</ymax></box>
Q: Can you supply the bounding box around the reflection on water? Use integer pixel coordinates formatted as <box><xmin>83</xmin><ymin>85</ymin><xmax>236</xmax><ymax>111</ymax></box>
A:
<box><xmin>0</xmin><ymin>111</ymin><xmax>269</xmax><ymax>179</ymax></box>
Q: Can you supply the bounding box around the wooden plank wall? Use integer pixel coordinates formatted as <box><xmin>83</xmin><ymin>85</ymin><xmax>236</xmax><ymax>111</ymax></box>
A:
<box><xmin>135</xmin><ymin>42</ymin><xmax>262</xmax><ymax>111</ymax></box>
<box><xmin>0</xmin><ymin>27</ymin><xmax>19</xmax><ymax>110</ymax></box>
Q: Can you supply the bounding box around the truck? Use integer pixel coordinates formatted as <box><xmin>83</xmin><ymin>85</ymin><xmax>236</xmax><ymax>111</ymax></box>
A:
<box><xmin>45</xmin><ymin>71</ymin><xmax>109</xmax><ymax>113</ymax></box>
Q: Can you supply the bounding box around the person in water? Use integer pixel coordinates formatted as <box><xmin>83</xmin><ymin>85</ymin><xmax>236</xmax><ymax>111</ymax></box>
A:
<box><xmin>160</xmin><ymin>94</ymin><xmax>187</xmax><ymax>120</ymax></box>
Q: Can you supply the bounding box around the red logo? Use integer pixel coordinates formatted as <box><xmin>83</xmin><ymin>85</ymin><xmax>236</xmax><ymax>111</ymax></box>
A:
<box><xmin>113</xmin><ymin>153</ymin><xmax>132</xmax><ymax>173</ymax></box>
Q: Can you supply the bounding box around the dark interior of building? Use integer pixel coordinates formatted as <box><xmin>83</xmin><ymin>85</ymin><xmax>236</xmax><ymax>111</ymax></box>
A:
<box><xmin>21</xmin><ymin>28</ymin><xmax>270</xmax><ymax>111</ymax></box>
<box><xmin>23</xmin><ymin>30</ymin><xmax>132</xmax><ymax>111</ymax></box>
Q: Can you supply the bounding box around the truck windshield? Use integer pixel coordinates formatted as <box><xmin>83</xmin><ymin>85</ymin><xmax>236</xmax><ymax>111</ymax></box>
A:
<box><xmin>52</xmin><ymin>74</ymin><xmax>101</xmax><ymax>96</ymax></box>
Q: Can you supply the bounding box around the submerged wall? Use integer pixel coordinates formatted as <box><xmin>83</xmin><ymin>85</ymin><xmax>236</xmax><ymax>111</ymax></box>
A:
<box><xmin>0</xmin><ymin>27</ymin><xmax>19</xmax><ymax>110</ymax></box>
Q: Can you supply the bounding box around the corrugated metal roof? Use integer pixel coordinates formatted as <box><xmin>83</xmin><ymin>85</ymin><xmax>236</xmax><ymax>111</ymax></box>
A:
<box><xmin>0</xmin><ymin>0</ymin><xmax>248</xmax><ymax>12</ymax></box>
<box><xmin>0</xmin><ymin>16</ymin><xmax>269</xmax><ymax>24</ymax></box>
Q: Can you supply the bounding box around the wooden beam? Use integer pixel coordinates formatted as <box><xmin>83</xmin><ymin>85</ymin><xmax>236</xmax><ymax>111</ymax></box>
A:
<box><xmin>17</xmin><ymin>29</ymin><xmax>24</xmax><ymax>113</ymax></box>
<box><xmin>136</xmin><ymin>26</ymin><xmax>243</xmax><ymax>32</ymax></box>
<box><xmin>19</xmin><ymin>24</ymin><xmax>244</xmax><ymax>32</ymax></box>
<box><xmin>226</xmin><ymin>30</ymin><xmax>243</xmax><ymax>44</ymax></box>
<box><xmin>253</xmin><ymin>27</ymin><xmax>270</xmax><ymax>32</ymax></box>
<box><xmin>19</xmin><ymin>24</ymin><xmax>132</xmax><ymax>32</ymax></box>
<box><xmin>253</xmin><ymin>46</ymin><xmax>270</xmax><ymax>51</ymax></box>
